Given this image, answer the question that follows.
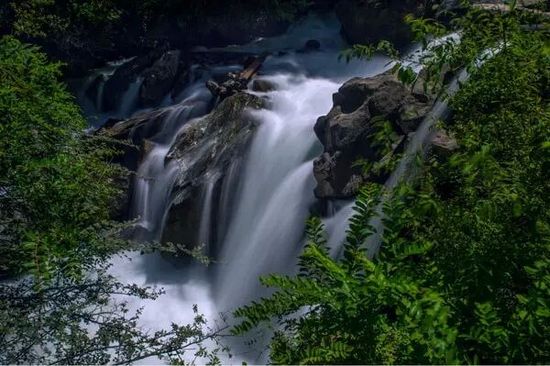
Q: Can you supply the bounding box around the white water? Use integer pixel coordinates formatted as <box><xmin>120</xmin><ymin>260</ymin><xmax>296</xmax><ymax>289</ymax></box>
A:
<box><xmin>109</xmin><ymin>13</ymin><xmax>393</xmax><ymax>363</ymax></box>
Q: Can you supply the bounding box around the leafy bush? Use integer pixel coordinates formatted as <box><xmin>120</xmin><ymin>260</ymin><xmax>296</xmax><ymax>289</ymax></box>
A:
<box><xmin>234</xmin><ymin>4</ymin><xmax>550</xmax><ymax>364</ymax></box>
<box><xmin>0</xmin><ymin>36</ymin><xmax>226</xmax><ymax>364</ymax></box>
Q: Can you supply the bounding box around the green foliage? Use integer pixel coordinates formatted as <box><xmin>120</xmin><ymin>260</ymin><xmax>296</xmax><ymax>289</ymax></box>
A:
<box><xmin>0</xmin><ymin>258</ymin><xmax>227</xmax><ymax>364</ymax></box>
<box><xmin>235</xmin><ymin>3</ymin><xmax>550</xmax><ymax>364</ymax></box>
<box><xmin>234</xmin><ymin>190</ymin><xmax>458</xmax><ymax>364</ymax></box>
<box><xmin>0</xmin><ymin>36</ymin><xmax>121</xmax><ymax>281</ymax></box>
<box><xmin>0</xmin><ymin>36</ymin><xmax>227</xmax><ymax>363</ymax></box>
<box><xmin>4</xmin><ymin>0</ymin><xmax>311</xmax><ymax>51</ymax></box>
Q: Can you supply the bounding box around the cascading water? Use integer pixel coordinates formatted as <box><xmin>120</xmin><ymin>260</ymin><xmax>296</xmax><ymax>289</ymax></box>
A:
<box><xmin>104</xmin><ymin>12</ymin><xmax>393</xmax><ymax>364</ymax></box>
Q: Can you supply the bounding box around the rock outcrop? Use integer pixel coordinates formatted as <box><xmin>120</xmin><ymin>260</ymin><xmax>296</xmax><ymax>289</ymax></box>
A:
<box><xmin>313</xmin><ymin>71</ymin><xmax>433</xmax><ymax>199</ymax></box>
<box><xmin>335</xmin><ymin>0</ymin><xmax>425</xmax><ymax>48</ymax></box>
<box><xmin>161</xmin><ymin>92</ymin><xmax>265</xmax><ymax>247</ymax></box>
<box><xmin>139</xmin><ymin>50</ymin><xmax>186</xmax><ymax>107</ymax></box>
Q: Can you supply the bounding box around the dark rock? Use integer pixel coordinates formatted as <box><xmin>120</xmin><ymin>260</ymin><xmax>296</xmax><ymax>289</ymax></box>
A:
<box><xmin>139</xmin><ymin>50</ymin><xmax>181</xmax><ymax>107</ymax></box>
<box><xmin>171</xmin><ymin>64</ymin><xmax>191</xmax><ymax>99</ymax></box>
<box><xmin>251</xmin><ymin>79</ymin><xmax>276</xmax><ymax>92</ymax></box>
<box><xmin>103</xmin><ymin>46</ymin><xmax>168</xmax><ymax>111</ymax></box>
<box><xmin>85</xmin><ymin>74</ymin><xmax>108</xmax><ymax>110</ymax></box>
<box><xmin>206</xmin><ymin>73</ymin><xmax>247</xmax><ymax>100</ymax></box>
<box><xmin>110</xmin><ymin>168</ymin><xmax>134</xmax><ymax>221</ymax></box>
<box><xmin>335</xmin><ymin>0</ymin><xmax>425</xmax><ymax>48</ymax></box>
<box><xmin>313</xmin><ymin>71</ymin><xmax>433</xmax><ymax>199</ymax></box>
<box><xmin>303</xmin><ymin>39</ymin><xmax>321</xmax><ymax>52</ymax></box>
<box><xmin>162</xmin><ymin>93</ymin><xmax>265</xmax><ymax>249</ymax></box>
<box><xmin>96</xmin><ymin>107</ymin><xmax>176</xmax><ymax>172</ymax></box>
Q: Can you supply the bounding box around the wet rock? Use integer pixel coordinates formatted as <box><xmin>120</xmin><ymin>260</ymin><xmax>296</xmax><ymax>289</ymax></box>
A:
<box><xmin>171</xmin><ymin>63</ymin><xmax>192</xmax><ymax>98</ymax></box>
<box><xmin>335</xmin><ymin>0</ymin><xmax>425</xmax><ymax>48</ymax></box>
<box><xmin>103</xmin><ymin>46</ymin><xmax>168</xmax><ymax>111</ymax></box>
<box><xmin>162</xmin><ymin>93</ymin><xmax>265</xmax><ymax>248</ymax></box>
<box><xmin>206</xmin><ymin>77</ymin><xmax>247</xmax><ymax>100</ymax></box>
<box><xmin>313</xmin><ymin>71</ymin><xmax>433</xmax><ymax>199</ymax></box>
<box><xmin>206</xmin><ymin>55</ymin><xmax>266</xmax><ymax>100</ymax></box>
<box><xmin>97</xmin><ymin>107</ymin><xmax>178</xmax><ymax>173</ymax></box>
<box><xmin>85</xmin><ymin>73</ymin><xmax>108</xmax><ymax>110</ymax></box>
<box><xmin>139</xmin><ymin>50</ymin><xmax>181</xmax><ymax>107</ymax></box>
<box><xmin>251</xmin><ymin>79</ymin><xmax>276</xmax><ymax>92</ymax></box>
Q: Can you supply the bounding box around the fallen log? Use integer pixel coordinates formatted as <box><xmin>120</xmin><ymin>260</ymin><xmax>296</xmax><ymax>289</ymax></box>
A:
<box><xmin>206</xmin><ymin>53</ymin><xmax>269</xmax><ymax>100</ymax></box>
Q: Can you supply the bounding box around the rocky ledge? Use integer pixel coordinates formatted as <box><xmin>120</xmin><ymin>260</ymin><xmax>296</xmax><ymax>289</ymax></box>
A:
<box><xmin>313</xmin><ymin>71</ymin><xmax>434</xmax><ymax>199</ymax></box>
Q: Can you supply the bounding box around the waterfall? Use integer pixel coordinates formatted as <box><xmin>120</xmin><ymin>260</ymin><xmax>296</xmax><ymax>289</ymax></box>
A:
<box><xmin>106</xmin><ymin>12</ymin><xmax>392</xmax><ymax>363</ymax></box>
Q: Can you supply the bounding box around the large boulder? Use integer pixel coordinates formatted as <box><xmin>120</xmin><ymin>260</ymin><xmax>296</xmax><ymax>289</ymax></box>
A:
<box><xmin>313</xmin><ymin>71</ymin><xmax>433</xmax><ymax>199</ymax></box>
<box><xmin>161</xmin><ymin>93</ymin><xmax>265</xmax><ymax>248</ymax></box>
<box><xmin>335</xmin><ymin>0</ymin><xmax>425</xmax><ymax>47</ymax></box>
<box><xmin>139</xmin><ymin>50</ymin><xmax>185</xmax><ymax>107</ymax></box>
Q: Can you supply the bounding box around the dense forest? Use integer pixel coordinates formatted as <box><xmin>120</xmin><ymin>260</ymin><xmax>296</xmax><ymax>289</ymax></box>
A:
<box><xmin>0</xmin><ymin>0</ymin><xmax>548</xmax><ymax>364</ymax></box>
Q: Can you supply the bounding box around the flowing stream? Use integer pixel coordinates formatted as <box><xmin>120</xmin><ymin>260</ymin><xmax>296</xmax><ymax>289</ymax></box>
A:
<box><xmin>93</xmin><ymin>13</ymin><xmax>396</xmax><ymax>363</ymax></box>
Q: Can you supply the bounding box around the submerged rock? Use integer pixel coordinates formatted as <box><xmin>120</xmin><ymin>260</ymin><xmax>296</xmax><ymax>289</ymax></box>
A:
<box><xmin>313</xmin><ymin>71</ymin><xmax>433</xmax><ymax>199</ymax></box>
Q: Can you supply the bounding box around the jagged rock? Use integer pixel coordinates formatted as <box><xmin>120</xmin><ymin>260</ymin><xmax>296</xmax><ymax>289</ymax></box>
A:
<box><xmin>207</xmin><ymin>78</ymin><xmax>247</xmax><ymax>99</ymax></box>
<box><xmin>96</xmin><ymin>106</ymin><xmax>196</xmax><ymax>171</ymax></box>
<box><xmin>313</xmin><ymin>71</ymin><xmax>433</xmax><ymax>199</ymax></box>
<box><xmin>162</xmin><ymin>93</ymin><xmax>265</xmax><ymax>247</ymax></box>
<box><xmin>335</xmin><ymin>0</ymin><xmax>425</xmax><ymax>48</ymax></box>
<box><xmin>139</xmin><ymin>50</ymin><xmax>181</xmax><ymax>107</ymax></box>
<box><xmin>251</xmin><ymin>79</ymin><xmax>276</xmax><ymax>92</ymax></box>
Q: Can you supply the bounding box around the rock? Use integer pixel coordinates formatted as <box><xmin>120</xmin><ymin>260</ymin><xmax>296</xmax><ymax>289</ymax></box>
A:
<box><xmin>305</xmin><ymin>39</ymin><xmax>321</xmax><ymax>50</ymax></box>
<box><xmin>301</xmin><ymin>39</ymin><xmax>321</xmax><ymax>52</ymax></box>
<box><xmin>171</xmin><ymin>64</ymin><xmax>191</xmax><ymax>98</ymax></box>
<box><xmin>251</xmin><ymin>79</ymin><xmax>276</xmax><ymax>92</ymax></box>
<box><xmin>139</xmin><ymin>50</ymin><xmax>181</xmax><ymax>107</ymax></box>
<box><xmin>335</xmin><ymin>0</ymin><xmax>425</xmax><ymax>48</ymax></box>
<box><xmin>430</xmin><ymin>129</ymin><xmax>458</xmax><ymax>158</ymax></box>
<box><xmin>398</xmin><ymin>101</ymin><xmax>432</xmax><ymax>134</ymax></box>
<box><xmin>207</xmin><ymin>78</ymin><xmax>247</xmax><ymax>99</ymax></box>
<box><xmin>206</xmin><ymin>55</ymin><xmax>267</xmax><ymax>100</ymax></box>
<box><xmin>313</xmin><ymin>71</ymin><xmax>433</xmax><ymax>199</ymax></box>
<box><xmin>162</xmin><ymin>93</ymin><xmax>265</xmax><ymax>248</ymax></box>
<box><xmin>103</xmin><ymin>46</ymin><xmax>168</xmax><ymax>111</ymax></box>
<box><xmin>84</xmin><ymin>73</ymin><xmax>108</xmax><ymax>110</ymax></box>
<box><xmin>96</xmin><ymin>105</ymin><xmax>203</xmax><ymax>171</ymax></box>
